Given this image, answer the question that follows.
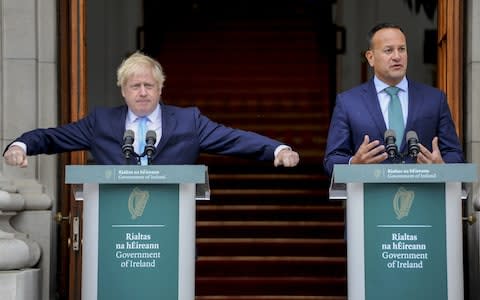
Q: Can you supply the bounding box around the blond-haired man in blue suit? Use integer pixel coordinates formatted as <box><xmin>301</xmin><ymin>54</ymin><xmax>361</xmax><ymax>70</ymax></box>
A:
<box><xmin>324</xmin><ymin>23</ymin><xmax>463</xmax><ymax>177</ymax></box>
<box><xmin>4</xmin><ymin>52</ymin><xmax>299</xmax><ymax>168</ymax></box>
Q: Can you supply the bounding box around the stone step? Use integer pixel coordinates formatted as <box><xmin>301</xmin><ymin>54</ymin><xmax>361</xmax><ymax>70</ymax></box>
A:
<box><xmin>195</xmin><ymin>276</ymin><xmax>347</xmax><ymax>296</ymax></box>
<box><xmin>196</xmin><ymin>296</ymin><xmax>346</xmax><ymax>300</ymax></box>
<box><xmin>196</xmin><ymin>256</ymin><xmax>346</xmax><ymax>277</ymax></box>
<box><xmin>197</xmin><ymin>205</ymin><xmax>343</xmax><ymax>221</ymax></box>
<box><xmin>196</xmin><ymin>220</ymin><xmax>345</xmax><ymax>239</ymax></box>
<box><xmin>196</xmin><ymin>238</ymin><xmax>346</xmax><ymax>257</ymax></box>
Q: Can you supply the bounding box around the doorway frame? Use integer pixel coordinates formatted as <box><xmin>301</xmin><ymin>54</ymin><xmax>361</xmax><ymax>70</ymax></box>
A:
<box><xmin>58</xmin><ymin>0</ymin><xmax>87</xmax><ymax>299</ymax></box>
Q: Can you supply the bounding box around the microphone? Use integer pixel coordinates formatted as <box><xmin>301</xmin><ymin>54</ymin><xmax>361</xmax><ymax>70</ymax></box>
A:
<box><xmin>144</xmin><ymin>130</ymin><xmax>157</xmax><ymax>161</ymax></box>
<box><xmin>406</xmin><ymin>130</ymin><xmax>420</xmax><ymax>159</ymax></box>
<box><xmin>384</xmin><ymin>129</ymin><xmax>398</xmax><ymax>159</ymax></box>
<box><xmin>122</xmin><ymin>130</ymin><xmax>135</xmax><ymax>159</ymax></box>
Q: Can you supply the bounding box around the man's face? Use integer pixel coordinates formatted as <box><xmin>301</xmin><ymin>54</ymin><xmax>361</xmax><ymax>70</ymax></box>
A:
<box><xmin>121</xmin><ymin>69</ymin><xmax>162</xmax><ymax>116</ymax></box>
<box><xmin>365</xmin><ymin>28</ymin><xmax>408</xmax><ymax>86</ymax></box>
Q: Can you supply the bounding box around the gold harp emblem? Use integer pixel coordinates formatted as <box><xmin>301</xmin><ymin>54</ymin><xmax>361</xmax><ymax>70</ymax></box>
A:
<box><xmin>128</xmin><ymin>187</ymin><xmax>149</xmax><ymax>220</ymax></box>
<box><xmin>393</xmin><ymin>187</ymin><xmax>415</xmax><ymax>220</ymax></box>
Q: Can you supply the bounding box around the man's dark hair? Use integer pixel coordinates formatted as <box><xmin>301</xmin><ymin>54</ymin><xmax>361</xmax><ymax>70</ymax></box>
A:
<box><xmin>367</xmin><ymin>23</ymin><xmax>405</xmax><ymax>49</ymax></box>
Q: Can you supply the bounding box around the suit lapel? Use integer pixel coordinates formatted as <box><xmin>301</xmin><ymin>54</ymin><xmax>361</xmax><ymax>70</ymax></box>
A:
<box><xmin>362</xmin><ymin>80</ymin><xmax>387</xmax><ymax>137</ymax></box>
<box><xmin>405</xmin><ymin>81</ymin><xmax>422</xmax><ymax>134</ymax></box>
<box><xmin>153</xmin><ymin>105</ymin><xmax>177</xmax><ymax>158</ymax></box>
<box><xmin>113</xmin><ymin>105</ymin><xmax>128</xmax><ymax>144</ymax></box>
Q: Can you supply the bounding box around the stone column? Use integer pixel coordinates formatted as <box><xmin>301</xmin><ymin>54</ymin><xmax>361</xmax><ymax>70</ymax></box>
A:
<box><xmin>465</xmin><ymin>1</ymin><xmax>480</xmax><ymax>300</ymax></box>
<box><xmin>0</xmin><ymin>1</ymin><xmax>58</xmax><ymax>300</ymax></box>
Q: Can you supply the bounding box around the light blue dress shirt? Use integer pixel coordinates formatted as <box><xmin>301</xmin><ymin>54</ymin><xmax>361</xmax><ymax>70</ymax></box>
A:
<box><xmin>125</xmin><ymin>104</ymin><xmax>162</xmax><ymax>155</ymax></box>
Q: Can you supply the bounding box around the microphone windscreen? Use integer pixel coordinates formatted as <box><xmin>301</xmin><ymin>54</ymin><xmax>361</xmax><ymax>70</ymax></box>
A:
<box><xmin>123</xmin><ymin>129</ymin><xmax>135</xmax><ymax>140</ymax></box>
<box><xmin>406</xmin><ymin>130</ymin><xmax>418</xmax><ymax>141</ymax></box>
<box><xmin>146</xmin><ymin>130</ymin><xmax>157</xmax><ymax>142</ymax></box>
<box><xmin>384</xmin><ymin>129</ymin><xmax>396</xmax><ymax>140</ymax></box>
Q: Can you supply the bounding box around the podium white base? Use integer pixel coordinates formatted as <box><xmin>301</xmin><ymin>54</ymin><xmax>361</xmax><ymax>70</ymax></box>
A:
<box><xmin>0</xmin><ymin>269</ymin><xmax>40</xmax><ymax>300</ymax></box>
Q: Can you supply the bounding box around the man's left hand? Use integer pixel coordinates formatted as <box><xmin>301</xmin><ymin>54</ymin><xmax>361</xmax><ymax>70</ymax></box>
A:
<box><xmin>417</xmin><ymin>137</ymin><xmax>444</xmax><ymax>164</ymax></box>
<box><xmin>274</xmin><ymin>149</ymin><xmax>300</xmax><ymax>167</ymax></box>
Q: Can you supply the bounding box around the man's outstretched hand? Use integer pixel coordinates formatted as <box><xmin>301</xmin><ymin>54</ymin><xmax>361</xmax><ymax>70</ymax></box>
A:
<box><xmin>3</xmin><ymin>145</ymin><xmax>28</xmax><ymax>168</ymax></box>
<box><xmin>274</xmin><ymin>149</ymin><xmax>300</xmax><ymax>167</ymax></box>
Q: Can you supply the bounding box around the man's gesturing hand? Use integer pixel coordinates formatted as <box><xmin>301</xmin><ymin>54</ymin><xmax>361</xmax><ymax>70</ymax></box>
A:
<box><xmin>417</xmin><ymin>137</ymin><xmax>444</xmax><ymax>164</ymax></box>
<box><xmin>351</xmin><ymin>135</ymin><xmax>388</xmax><ymax>165</ymax></box>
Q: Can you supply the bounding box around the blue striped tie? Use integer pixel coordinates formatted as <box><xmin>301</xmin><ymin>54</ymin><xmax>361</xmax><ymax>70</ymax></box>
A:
<box><xmin>137</xmin><ymin>117</ymin><xmax>148</xmax><ymax>165</ymax></box>
<box><xmin>385</xmin><ymin>86</ymin><xmax>404</xmax><ymax>148</ymax></box>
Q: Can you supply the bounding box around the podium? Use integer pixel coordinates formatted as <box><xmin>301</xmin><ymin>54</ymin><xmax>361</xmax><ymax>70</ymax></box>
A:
<box><xmin>330</xmin><ymin>163</ymin><xmax>477</xmax><ymax>300</ymax></box>
<box><xmin>65</xmin><ymin>165</ymin><xmax>209</xmax><ymax>300</ymax></box>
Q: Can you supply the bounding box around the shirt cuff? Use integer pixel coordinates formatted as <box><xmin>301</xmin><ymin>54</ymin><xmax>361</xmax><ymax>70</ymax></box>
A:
<box><xmin>10</xmin><ymin>142</ymin><xmax>27</xmax><ymax>153</ymax></box>
<box><xmin>274</xmin><ymin>145</ymin><xmax>291</xmax><ymax>158</ymax></box>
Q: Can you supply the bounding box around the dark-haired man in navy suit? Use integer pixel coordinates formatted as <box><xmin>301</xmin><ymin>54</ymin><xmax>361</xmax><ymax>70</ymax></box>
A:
<box><xmin>324</xmin><ymin>23</ymin><xmax>463</xmax><ymax>177</ymax></box>
<box><xmin>4</xmin><ymin>52</ymin><xmax>299</xmax><ymax>168</ymax></box>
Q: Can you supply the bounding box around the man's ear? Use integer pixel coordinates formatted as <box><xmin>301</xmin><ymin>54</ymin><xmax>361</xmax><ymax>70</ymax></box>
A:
<box><xmin>365</xmin><ymin>50</ymin><xmax>374</xmax><ymax>67</ymax></box>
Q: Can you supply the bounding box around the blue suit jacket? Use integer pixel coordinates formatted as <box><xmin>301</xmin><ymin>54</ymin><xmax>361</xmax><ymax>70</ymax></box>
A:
<box><xmin>323</xmin><ymin>78</ymin><xmax>464</xmax><ymax>176</ymax></box>
<box><xmin>12</xmin><ymin>104</ymin><xmax>282</xmax><ymax>165</ymax></box>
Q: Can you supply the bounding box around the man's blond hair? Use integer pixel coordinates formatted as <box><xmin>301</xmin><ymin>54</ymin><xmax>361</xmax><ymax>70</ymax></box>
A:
<box><xmin>116</xmin><ymin>52</ymin><xmax>165</xmax><ymax>88</ymax></box>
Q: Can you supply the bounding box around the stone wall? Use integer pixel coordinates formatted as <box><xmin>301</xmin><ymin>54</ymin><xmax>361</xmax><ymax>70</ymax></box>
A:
<box><xmin>0</xmin><ymin>1</ymin><xmax>58</xmax><ymax>299</ymax></box>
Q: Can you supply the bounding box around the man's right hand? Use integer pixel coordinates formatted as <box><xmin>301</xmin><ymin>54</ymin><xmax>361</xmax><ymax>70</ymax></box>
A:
<box><xmin>350</xmin><ymin>135</ymin><xmax>388</xmax><ymax>165</ymax></box>
<box><xmin>3</xmin><ymin>145</ymin><xmax>28</xmax><ymax>167</ymax></box>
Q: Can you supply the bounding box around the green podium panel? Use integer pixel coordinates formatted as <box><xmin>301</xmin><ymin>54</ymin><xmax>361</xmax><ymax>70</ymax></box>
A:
<box><xmin>332</xmin><ymin>164</ymin><xmax>477</xmax><ymax>300</ymax></box>
<box><xmin>364</xmin><ymin>182</ymin><xmax>447</xmax><ymax>299</ymax></box>
<box><xmin>66</xmin><ymin>165</ymin><xmax>208</xmax><ymax>300</ymax></box>
<box><xmin>98</xmin><ymin>184</ymin><xmax>179</xmax><ymax>299</ymax></box>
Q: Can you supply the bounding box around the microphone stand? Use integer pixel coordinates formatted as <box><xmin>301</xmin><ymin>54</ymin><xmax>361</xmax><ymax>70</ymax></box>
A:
<box><xmin>390</xmin><ymin>151</ymin><xmax>418</xmax><ymax>164</ymax></box>
<box><xmin>122</xmin><ymin>147</ymin><xmax>138</xmax><ymax>165</ymax></box>
<box><xmin>137</xmin><ymin>151</ymin><xmax>154</xmax><ymax>165</ymax></box>
<box><xmin>125</xmin><ymin>152</ymin><xmax>139</xmax><ymax>165</ymax></box>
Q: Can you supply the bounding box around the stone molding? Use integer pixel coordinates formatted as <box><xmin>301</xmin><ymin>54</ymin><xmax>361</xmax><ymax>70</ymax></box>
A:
<box><xmin>0</xmin><ymin>175</ymin><xmax>52</xmax><ymax>271</ymax></box>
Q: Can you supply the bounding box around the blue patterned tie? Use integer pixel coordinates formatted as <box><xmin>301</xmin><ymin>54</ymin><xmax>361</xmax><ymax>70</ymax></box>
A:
<box><xmin>385</xmin><ymin>86</ymin><xmax>404</xmax><ymax>148</ymax></box>
<box><xmin>137</xmin><ymin>116</ymin><xmax>148</xmax><ymax>165</ymax></box>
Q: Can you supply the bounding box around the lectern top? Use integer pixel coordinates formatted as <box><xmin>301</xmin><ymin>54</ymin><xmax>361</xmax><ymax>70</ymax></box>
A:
<box><xmin>333</xmin><ymin>163</ymin><xmax>477</xmax><ymax>183</ymax></box>
<box><xmin>65</xmin><ymin>165</ymin><xmax>207</xmax><ymax>184</ymax></box>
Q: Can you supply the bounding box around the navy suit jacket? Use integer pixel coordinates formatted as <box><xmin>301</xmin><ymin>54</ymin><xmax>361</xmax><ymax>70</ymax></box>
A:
<box><xmin>11</xmin><ymin>104</ymin><xmax>282</xmax><ymax>165</ymax></box>
<box><xmin>323</xmin><ymin>78</ymin><xmax>464</xmax><ymax>176</ymax></box>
